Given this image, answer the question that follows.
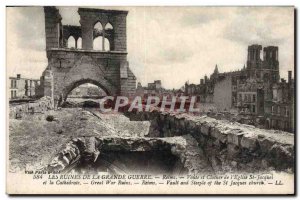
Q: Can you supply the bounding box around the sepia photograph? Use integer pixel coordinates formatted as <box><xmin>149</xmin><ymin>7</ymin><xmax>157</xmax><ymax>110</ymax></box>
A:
<box><xmin>6</xmin><ymin>5</ymin><xmax>295</xmax><ymax>195</ymax></box>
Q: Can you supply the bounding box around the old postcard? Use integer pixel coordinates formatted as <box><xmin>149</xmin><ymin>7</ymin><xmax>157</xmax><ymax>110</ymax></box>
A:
<box><xmin>6</xmin><ymin>6</ymin><xmax>295</xmax><ymax>195</ymax></box>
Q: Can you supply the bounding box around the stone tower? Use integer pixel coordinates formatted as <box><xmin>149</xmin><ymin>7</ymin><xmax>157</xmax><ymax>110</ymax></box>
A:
<box><xmin>262</xmin><ymin>46</ymin><xmax>280</xmax><ymax>82</ymax></box>
<box><xmin>246</xmin><ymin>44</ymin><xmax>279</xmax><ymax>83</ymax></box>
<box><xmin>44</xmin><ymin>7</ymin><xmax>62</xmax><ymax>50</ymax></box>
<box><xmin>40</xmin><ymin>7</ymin><xmax>136</xmax><ymax>106</ymax></box>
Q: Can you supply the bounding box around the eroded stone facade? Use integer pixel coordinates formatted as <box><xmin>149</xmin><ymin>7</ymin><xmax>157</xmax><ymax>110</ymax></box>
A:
<box><xmin>40</xmin><ymin>7</ymin><xmax>136</xmax><ymax>106</ymax></box>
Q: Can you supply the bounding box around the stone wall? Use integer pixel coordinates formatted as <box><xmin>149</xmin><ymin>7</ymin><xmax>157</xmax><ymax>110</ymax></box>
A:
<box><xmin>42</xmin><ymin>7</ymin><xmax>136</xmax><ymax>104</ymax></box>
<box><xmin>120</xmin><ymin>66</ymin><xmax>137</xmax><ymax>97</ymax></box>
<box><xmin>213</xmin><ymin>76</ymin><xmax>232</xmax><ymax>111</ymax></box>
<box><xmin>43</xmin><ymin>49</ymin><xmax>136</xmax><ymax>105</ymax></box>
<box><xmin>78</xmin><ymin>8</ymin><xmax>127</xmax><ymax>51</ymax></box>
<box><xmin>62</xmin><ymin>25</ymin><xmax>82</xmax><ymax>48</ymax></box>
<box><xmin>44</xmin><ymin>7</ymin><xmax>61</xmax><ymax>50</ymax></box>
<box><xmin>47</xmin><ymin>49</ymin><xmax>126</xmax><ymax>98</ymax></box>
<box><xmin>124</xmin><ymin>109</ymin><xmax>294</xmax><ymax>173</ymax></box>
<box><xmin>9</xmin><ymin>96</ymin><xmax>53</xmax><ymax>119</ymax></box>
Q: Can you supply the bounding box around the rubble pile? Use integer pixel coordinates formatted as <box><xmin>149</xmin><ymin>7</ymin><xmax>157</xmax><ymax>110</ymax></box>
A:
<box><xmin>125</xmin><ymin>109</ymin><xmax>294</xmax><ymax>172</ymax></box>
<box><xmin>46</xmin><ymin>135</ymin><xmax>212</xmax><ymax>175</ymax></box>
<box><xmin>9</xmin><ymin>96</ymin><xmax>53</xmax><ymax>119</ymax></box>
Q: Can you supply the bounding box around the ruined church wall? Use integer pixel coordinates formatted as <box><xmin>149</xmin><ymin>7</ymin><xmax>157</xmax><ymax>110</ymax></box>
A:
<box><xmin>78</xmin><ymin>9</ymin><xmax>128</xmax><ymax>51</ymax></box>
<box><xmin>47</xmin><ymin>49</ymin><xmax>128</xmax><ymax>99</ymax></box>
<box><xmin>125</xmin><ymin>110</ymin><xmax>294</xmax><ymax>173</ymax></box>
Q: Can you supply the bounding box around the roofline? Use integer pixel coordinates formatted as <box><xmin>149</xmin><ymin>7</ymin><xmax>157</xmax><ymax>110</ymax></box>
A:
<box><xmin>8</xmin><ymin>77</ymin><xmax>40</xmax><ymax>81</ymax></box>
<box><xmin>78</xmin><ymin>8</ymin><xmax>128</xmax><ymax>15</ymax></box>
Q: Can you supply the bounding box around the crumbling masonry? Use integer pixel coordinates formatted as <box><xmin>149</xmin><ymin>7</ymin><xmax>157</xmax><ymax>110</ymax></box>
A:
<box><xmin>40</xmin><ymin>7</ymin><xmax>136</xmax><ymax>106</ymax></box>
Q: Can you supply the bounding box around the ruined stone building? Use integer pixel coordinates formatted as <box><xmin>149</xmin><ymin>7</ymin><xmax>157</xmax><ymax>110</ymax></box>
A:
<box><xmin>184</xmin><ymin>44</ymin><xmax>294</xmax><ymax>132</ymax></box>
<box><xmin>40</xmin><ymin>7</ymin><xmax>136</xmax><ymax>106</ymax></box>
<box><xmin>185</xmin><ymin>65</ymin><xmax>245</xmax><ymax>105</ymax></box>
<box><xmin>9</xmin><ymin>74</ymin><xmax>41</xmax><ymax>100</ymax></box>
<box><xmin>135</xmin><ymin>80</ymin><xmax>164</xmax><ymax>97</ymax></box>
<box><xmin>146</xmin><ymin>80</ymin><xmax>162</xmax><ymax>95</ymax></box>
<box><xmin>264</xmin><ymin>71</ymin><xmax>294</xmax><ymax>132</ymax></box>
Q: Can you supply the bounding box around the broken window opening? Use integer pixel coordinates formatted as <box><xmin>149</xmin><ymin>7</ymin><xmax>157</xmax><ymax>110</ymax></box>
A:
<box><xmin>67</xmin><ymin>36</ymin><xmax>76</xmax><ymax>48</ymax></box>
<box><xmin>77</xmin><ymin>37</ymin><xmax>82</xmax><ymax>49</ymax></box>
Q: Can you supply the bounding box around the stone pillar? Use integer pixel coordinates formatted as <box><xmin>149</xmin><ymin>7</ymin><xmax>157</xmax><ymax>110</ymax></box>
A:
<box><xmin>120</xmin><ymin>61</ymin><xmax>136</xmax><ymax>98</ymax></box>
<box><xmin>102</xmin><ymin>31</ymin><xmax>105</xmax><ymax>51</ymax></box>
<box><xmin>79</xmin><ymin>16</ymin><xmax>94</xmax><ymax>50</ymax></box>
<box><xmin>43</xmin><ymin>69</ymin><xmax>54</xmax><ymax>108</ymax></box>
<box><xmin>113</xmin><ymin>14</ymin><xmax>127</xmax><ymax>51</ymax></box>
<box><xmin>44</xmin><ymin>7</ymin><xmax>62</xmax><ymax>49</ymax></box>
<box><xmin>75</xmin><ymin>38</ymin><xmax>78</xmax><ymax>49</ymax></box>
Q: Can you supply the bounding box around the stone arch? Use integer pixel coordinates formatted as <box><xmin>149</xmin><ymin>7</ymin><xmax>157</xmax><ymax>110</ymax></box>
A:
<box><xmin>62</xmin><ymin>78</ymin><xmax>111</xmax><ymax>102</ymax></box>
<box><xmin>55</xmin><ymin>55</ymin><xmax>118</xmax><ymax>106</ymax></box>
<box><xmin>105</xmin><ymin>22</ymin><xmax>113</xmax><ymax>30</ymax></box>
<box><xmin>94</xmin><ymin>21</ymin><xmax>103</xmax><ymax>31</ymax></box>
<box><xmin>104</xmin><ymin>22</ymin><xmax>114</xmax><ymax>51</ymax></box>
<box><xmin>92</xmin><ymin>21</ymin><xmax>113</xmax><ymax>51</ymax></box>
<box><xmin>67</xmin><ymin>36</ymin><xmax>76</xmax><ymax>48</ymax></box>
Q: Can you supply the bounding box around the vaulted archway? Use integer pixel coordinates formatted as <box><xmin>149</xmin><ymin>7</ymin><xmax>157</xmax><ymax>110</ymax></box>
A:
<box><xmin>49</xmin><ymin>55</ymin><xmax>119</xmax><ymax>106</ymax></box>
<box><xmin>63</xmin><ymin>78</ymin><xmax>111</xmax><ymax>103</ymax></box>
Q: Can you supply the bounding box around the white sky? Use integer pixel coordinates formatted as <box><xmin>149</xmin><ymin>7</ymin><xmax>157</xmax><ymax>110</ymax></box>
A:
<box><xmin>6</xmin><ymin>6</ymin><xmax>294</xmax><ymax>89</ymax></box>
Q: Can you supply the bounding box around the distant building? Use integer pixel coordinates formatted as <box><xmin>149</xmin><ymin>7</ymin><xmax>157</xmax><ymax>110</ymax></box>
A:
<box><xmin>185</xmin><ymin>65</ymin><xmax>245</xmax><ymax>105</ymax></box>
<box><xmin>146</xmin><ymin>80</ymin><xmax>162</xmax><ymax>95</ymax></box>
<box><xmin>136</xmin><ymin>80</ymin><xmax>164</xmax><ymax>97</ymax></box>
<box><xmin>264</xmin><ymin>71</ymin><xmax>294</xmax><ymax>132</ymax></box>
<box><xmin>135</xmin><ymin>82</ymin><xmax>144</xmax><ymax>97</ymax></box>
<box><xmin>184</xmin><ymin>44</ymin><xmax>295</xmax><ymax>132</ymax></box>
<box><xmin>213</xmin><ymin>75</ymin><xmax>232</xmax><ymax>111</ymax></box>
<box><xmin>9</xmin><ymin>74</ymin><xmax>41</xmax><ymax>100</ymax></box>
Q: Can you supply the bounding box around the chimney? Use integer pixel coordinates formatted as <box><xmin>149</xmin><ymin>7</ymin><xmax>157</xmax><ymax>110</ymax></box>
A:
<box><xmin>288</xmin><ymin>71</ymin><xmax>292</xmax><ymax>83</ymax></box>
<box><xmin>200</xmin><ymin>79</ymin><xmax>204</xmax><ymax>85</ymax></box>
<box><xmin>17</xmin><ymin>74</ymin><xmax>21</xmax><ymax>79</ymax></box>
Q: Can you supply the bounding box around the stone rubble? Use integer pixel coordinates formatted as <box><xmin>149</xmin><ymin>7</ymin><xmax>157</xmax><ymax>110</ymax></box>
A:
<box><xmin>124</xmin><ymin>109</ymin><xmax>294</xmax><ymax>172</ymax></box>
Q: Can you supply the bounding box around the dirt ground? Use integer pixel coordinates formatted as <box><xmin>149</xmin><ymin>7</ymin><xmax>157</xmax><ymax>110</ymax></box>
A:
<box><xmin>8</xmin><ymin>108</ymin><xmax>151</xmax><ymax>172</ymax></box>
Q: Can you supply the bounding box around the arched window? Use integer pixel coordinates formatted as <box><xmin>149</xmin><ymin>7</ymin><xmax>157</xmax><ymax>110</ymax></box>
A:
<box><xmin>93</xmin><ymin>36</ymin><xmax>103</xmax><ymax>50</ymax></box>
<box><xmin>93</xmin><ymin>22</ymin><xmax>112</xmax><ymax>51</ymax></box>
<box><xmin>67</xmin><ymin>36</ymin><xmax>76</xmax><ymax>48</ymax></box>
<box><xmin>94</xmin><ymin>22</ymin><xmax>103</xmax><ymax>32</ymax></box>
<box><xmin>77</xmin><ymin>37</ymin><xmax>82</xmax><ymax>49</ymax></box>
<box><xmin>105</xmin><ymin>22</ymin><xmax>113</xmax><ymax>30</ymax></box>
<box><xmin>104</xmin><ymin>23</ymin><xmax>113</xmax><ymax>51</ymax></box>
